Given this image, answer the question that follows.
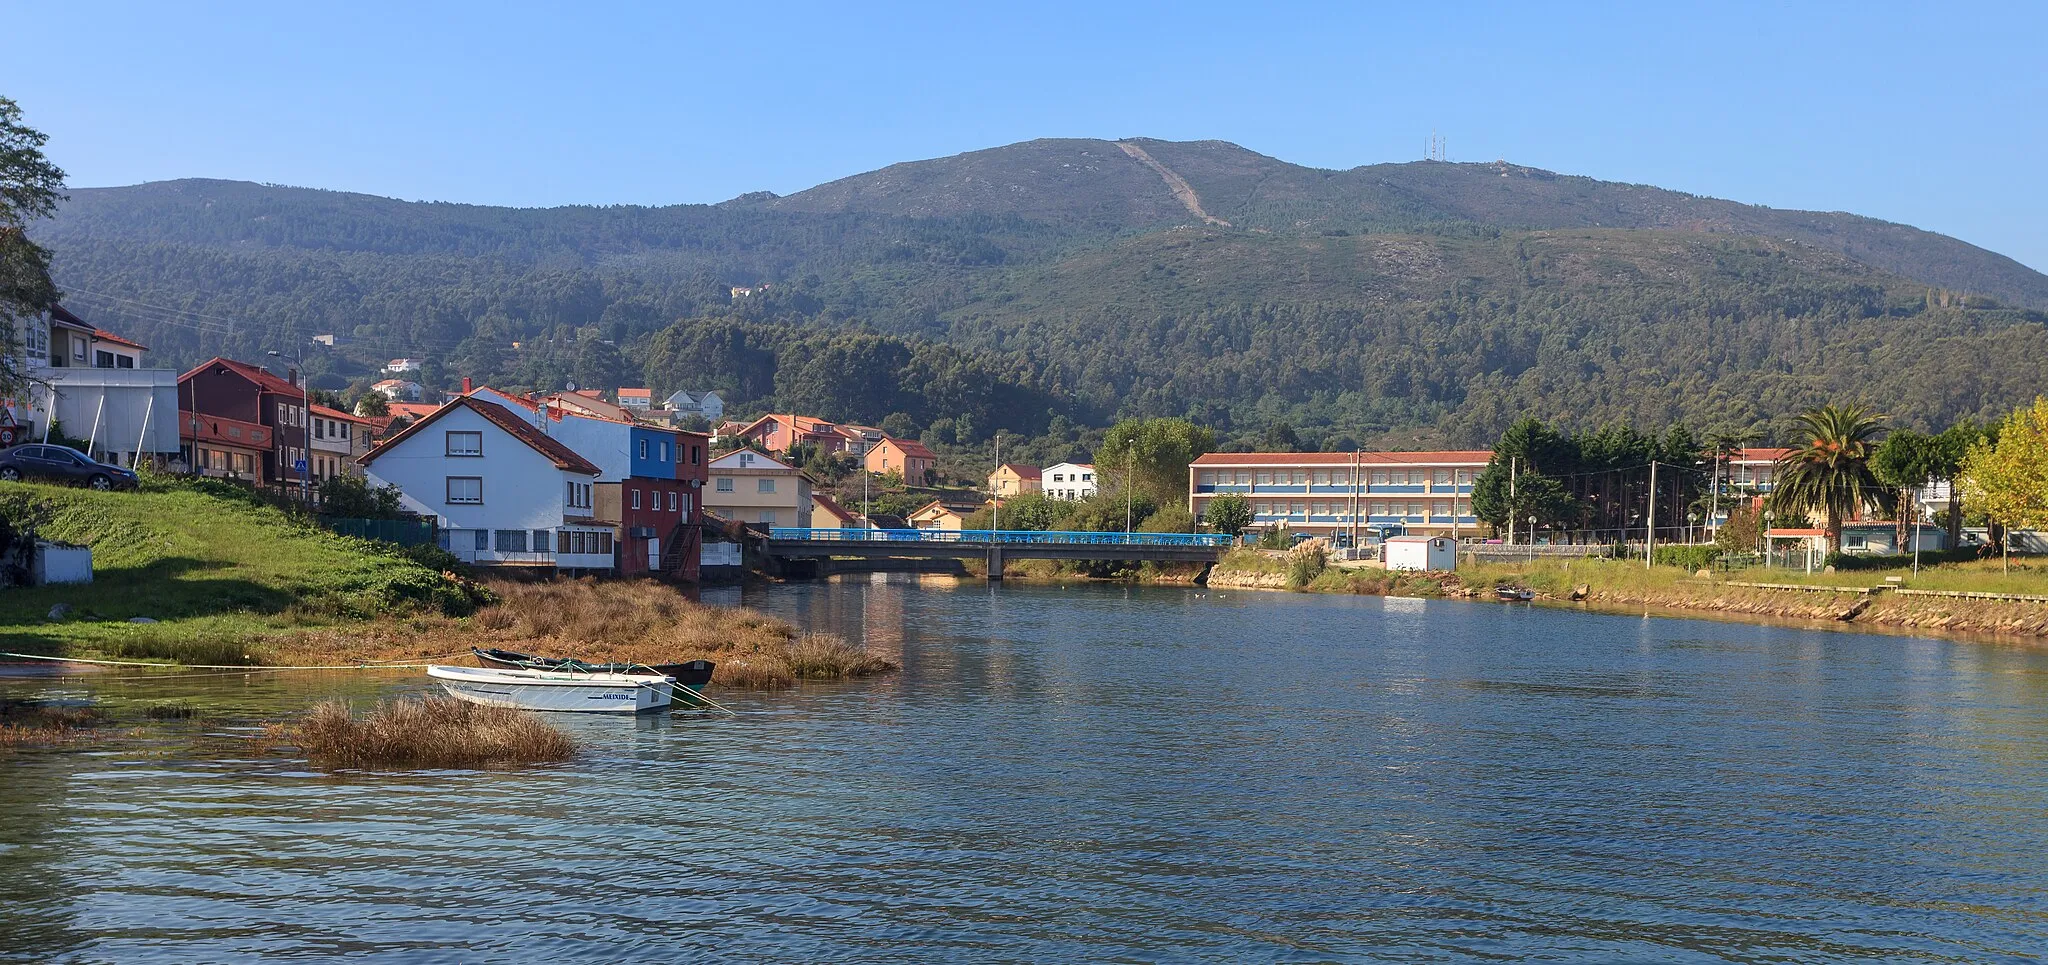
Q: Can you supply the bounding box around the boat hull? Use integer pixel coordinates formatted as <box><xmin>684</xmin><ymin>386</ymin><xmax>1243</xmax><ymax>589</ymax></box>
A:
<box><xmin>428</xmin><ymin>666</ymin><xmax>672</xmax><ymax>714</ymax></box>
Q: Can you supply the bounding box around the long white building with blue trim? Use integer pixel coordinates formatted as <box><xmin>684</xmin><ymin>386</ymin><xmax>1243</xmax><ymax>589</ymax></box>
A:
<box><xmin>1188</xmin><ymin>450</ymin><xmax>1493</xmax><ymax>542</ymax></box>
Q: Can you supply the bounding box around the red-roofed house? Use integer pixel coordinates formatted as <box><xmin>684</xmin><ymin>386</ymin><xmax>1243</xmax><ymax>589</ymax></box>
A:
<box><xmin>359</xmin><ymin>396</ymin><xmax>615</xmax><ymax>571</ymax></box>
<box><xmin>178</xmin><ymin>357</ymin><xmax>315</xmax><ymax>486</ymax></box>
<box><xmin>726</xmin><ymin>414</ymin><xmax>849</xmax><ymax>454</ymax></box>
<box><xmin>989</xmin><ymin>463</ymin><xmax>1041</xmax><ymax>498</ymax></box>
<box><xmin>308</xmin><ymin>404</ymin><xmax>372</xmax><ymax>481</ymax></box>
<box><xmin>868</xmin><ymin>436</ymin><xmax>936</xmax><ymax>483</ymax></box>
<box><xmin>1188</xmin><ymin>450</ymin><xmax>1494</xmax><ymax>541</ymax></box>
<box><xmin>616</xmin><ymin>387</ymin><xmax>653</xmax><ymax>410</ymax></box>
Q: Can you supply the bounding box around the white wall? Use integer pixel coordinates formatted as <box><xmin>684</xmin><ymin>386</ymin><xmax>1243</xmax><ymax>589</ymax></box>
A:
<box><xmin>1043</xmin><ymin>462</ymin><xmax>1097</xmax><ymax>501</ymax></box>
<box><xmin>28</xmin><ymin>369</ymin><xmax>182</xmax><ymax>462</ymax></box>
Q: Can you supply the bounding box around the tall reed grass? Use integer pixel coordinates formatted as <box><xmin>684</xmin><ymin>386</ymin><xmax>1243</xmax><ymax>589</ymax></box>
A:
<box><xmin>270</xmin><ymin>696</ymin><xmax>574</xmax><ymax>770</ymax></box>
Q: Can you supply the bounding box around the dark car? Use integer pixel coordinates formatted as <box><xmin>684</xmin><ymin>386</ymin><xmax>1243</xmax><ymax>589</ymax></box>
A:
<box><xmin>0</xmin><ymin>444</ymin><xmax>140</xmax><ymax>490</ymax></box>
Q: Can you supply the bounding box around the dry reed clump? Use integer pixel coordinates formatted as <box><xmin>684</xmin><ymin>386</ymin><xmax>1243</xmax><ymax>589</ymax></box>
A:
<box><xmin>0</xmin><ymin>700</ymin><xmax>104</xmax><ymax>745</ymax></box>
<box><xmin>785</xmin><ymin>633</ymin><xmax>898</xmax><ymax>680</ymax></box>
<box><xmin>269</xmin><ymin>578</ymin><xmax>899</xmax><ymax>689</ymax></box>
<box><xmin>269</xmin><ymin>696</ymin><xmax>575</xmax><ymax>771</ymax></box>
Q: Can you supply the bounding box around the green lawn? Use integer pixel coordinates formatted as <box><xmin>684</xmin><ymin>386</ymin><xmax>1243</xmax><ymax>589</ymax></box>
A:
<box><xmin>1457</xmin><ymin>555</ymin><xmax>2048</xmax><ymax>598</ymax></box>
<box><xmin>0</xmin><ymin>479</ymin><xmax>472</xmax><ymax>663</ymax></box>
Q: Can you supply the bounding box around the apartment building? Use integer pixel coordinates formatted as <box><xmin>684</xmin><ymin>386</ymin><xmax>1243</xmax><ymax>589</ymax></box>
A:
<box><xmin>1188</xmin><ymin>451</ymin><xmax>1493</xmax><ymax>542</ymax></box>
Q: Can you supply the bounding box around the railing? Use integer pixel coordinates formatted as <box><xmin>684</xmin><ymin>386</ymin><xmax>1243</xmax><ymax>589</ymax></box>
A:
<box><xmin>769</xmin><ymin>527</ymin><xmax>1235</xmax><ymax>548</ymax></box>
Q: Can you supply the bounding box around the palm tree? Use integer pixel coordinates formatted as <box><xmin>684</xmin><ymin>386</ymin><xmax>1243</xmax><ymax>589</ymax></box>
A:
<box><xmin>1767</xmin><ymin>404</ymin><xmax>1896</xmax><ymax>554</ymax></box>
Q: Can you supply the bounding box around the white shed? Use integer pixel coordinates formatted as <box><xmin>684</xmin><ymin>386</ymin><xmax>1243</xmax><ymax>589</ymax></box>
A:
<box><xmin>1385</xmin><ymin>535</ymin><xmax>1457</xmax><ymax>572</ymax></box>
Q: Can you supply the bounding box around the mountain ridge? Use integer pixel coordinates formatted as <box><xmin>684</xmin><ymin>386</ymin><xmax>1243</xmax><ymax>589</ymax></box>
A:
<box><xmin>29</xmin><ymin>137</ymin><xmax>2048</xmax><ymax>446</ymax></box>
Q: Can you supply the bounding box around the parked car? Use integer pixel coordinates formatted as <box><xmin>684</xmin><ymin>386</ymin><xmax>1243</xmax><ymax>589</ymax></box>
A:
<box><xmin>0</xmin><ymin>444</ymin><xmax>140</xmax><ymax>490</ymax></box>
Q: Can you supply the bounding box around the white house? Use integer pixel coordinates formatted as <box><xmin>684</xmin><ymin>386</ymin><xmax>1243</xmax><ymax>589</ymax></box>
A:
<box><xmin>359</xmin><ymin>396</ymin><xmax>615</xmax><ymax>571</ymax></box>
<box><xmin>664</xmin><ymin>389</ymin><xmax>725</xmax><ymax>424</ymax></box>
<box><xmin>1043</xmin><ymin>462</ymin><xmax>1097</xmax><ymax>501</ymax></box>
<box><xmin>384</xmin><ymin>358</ymin><xmax>424</xmax><ymax>375</ymax></box>
<box><xmin>1385</xmin><ymin>535</ymin><xmax>1457</xmax><ymax>572</ymax></box>
<box><xmin>372</xmin><ymin>379</ymin><xmax>425</xmax><ymax>402</ymax></box>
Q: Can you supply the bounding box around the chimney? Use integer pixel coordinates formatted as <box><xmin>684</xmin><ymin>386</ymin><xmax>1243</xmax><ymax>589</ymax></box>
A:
<box><xmin>462</xmin><ymin>377</ymin><xmax>472</xmax><ymax>394</ymax></box>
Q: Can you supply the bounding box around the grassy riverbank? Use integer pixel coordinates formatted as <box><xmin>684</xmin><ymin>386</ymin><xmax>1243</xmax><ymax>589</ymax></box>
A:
<box><xmin>1207</xmin><ymin>546</ymin><xmax>2048</xmax><ymax>640</ymax></box>
<box><xmin>0</xmin><ymin>480</ymin><xmax>895</xmax><ymax>687</ymax></box>
<box><xmin>0</xmin><ymin>479</ymin><xmax>484</xmax><ymax>663</ymax></box>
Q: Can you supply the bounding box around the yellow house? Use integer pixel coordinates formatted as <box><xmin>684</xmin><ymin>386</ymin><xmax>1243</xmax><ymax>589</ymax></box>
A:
<box><xmin>988</xmin><ymin>463</ymin><xmax>1042</xmax><ymax>498</ymax></box>
<box><xmin>705</xmin><ymin>449</ymin><xmax>813</xmax><ymax>529</ymax></box>
<box><xmin>909</xmin><ymin>498</ymin><xmax>984</xmax><ymax>531</ymax></box>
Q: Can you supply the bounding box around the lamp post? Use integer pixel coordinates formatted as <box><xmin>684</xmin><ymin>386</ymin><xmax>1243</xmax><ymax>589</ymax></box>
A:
<box><xmin>267</xmin><ymin>349</ymin><xmax>308</xmax><ymax>502</ymax></box>
<box><xmin>1527</xmin><ymin>515</ymin><xmax>1537</xmax><ymax>563</ymax></box>
<box><xmin>1762</xmin><ymin>509</ymin><xmax>1774</xmax><ymax>569</ymax></box>
<box><xmin>861</xmin><ymin>430</ymin><xmax>881</xmax><ymax>533</ymax></box>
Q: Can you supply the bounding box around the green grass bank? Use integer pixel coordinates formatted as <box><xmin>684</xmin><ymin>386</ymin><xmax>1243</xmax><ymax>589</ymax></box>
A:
<box><xmin>0</xmin><ymin>479</ymin><xmax>483</xmax><ymax>664</ymax></box>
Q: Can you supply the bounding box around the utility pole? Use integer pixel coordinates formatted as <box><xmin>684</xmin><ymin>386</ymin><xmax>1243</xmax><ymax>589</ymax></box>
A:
<box><xmin>991</xmin><ymin>434</ymin><xmax>1001</xmax><ymax>534</ymax></box>
<box><xmin>1645</xmin><ymin>460</ymin><xmax>1658</xmax><ymax>570</ymax></box>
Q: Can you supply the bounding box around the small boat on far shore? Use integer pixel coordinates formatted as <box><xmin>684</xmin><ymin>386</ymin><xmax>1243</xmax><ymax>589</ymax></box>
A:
<box><xmin>1496</xmin><ymin>586</ymin><xmax>1536</xmax><ymax>602</ymax></box>
<box><xmin>429</xmin><ymin>665</ymin><xmax>673</xmax><ymax>714</ymax></box>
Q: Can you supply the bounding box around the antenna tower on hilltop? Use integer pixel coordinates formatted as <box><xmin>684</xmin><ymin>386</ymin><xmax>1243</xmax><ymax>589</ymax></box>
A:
<box><xmin>1425</xmin><ymin>132</ymin><xmax>1447</xmax><ymax>162</ymax></box>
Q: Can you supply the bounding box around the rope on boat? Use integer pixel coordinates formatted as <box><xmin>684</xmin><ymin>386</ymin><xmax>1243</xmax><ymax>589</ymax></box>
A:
<box><xmin>0</xmin><ymin>650</ymin><xmax>460</xmax><ymax>672</ymax></box>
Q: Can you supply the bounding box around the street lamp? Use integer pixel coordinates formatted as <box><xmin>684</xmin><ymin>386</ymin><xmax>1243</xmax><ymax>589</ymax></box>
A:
<box><xmin>1527</xmin><ymin>515</ymin><xmax>1537</xmax><ymax>563</ymax></box>
<box><xmin>1762</xmin><ymin>509</ymin><xmax>1774</xmax><ymax>568</ymax></box>
<box><xmin>267</xmin><ymin>349</ymin><xmax>309</xmax><ymax>501</ymax></box>
<box><xmin>860</xmin><ymin>430</ymin><xmax>882</xmax><ymax>533</ymax></box>
<box><xmin>1124</xmin><ymin>442</ymin><xmax>1136</xmax><ymax>534</ymax></box>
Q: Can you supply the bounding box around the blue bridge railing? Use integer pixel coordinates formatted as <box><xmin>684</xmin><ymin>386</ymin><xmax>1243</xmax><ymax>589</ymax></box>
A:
<box><xmin>768</xmin><ymin>527</ymin><xmax>1235</xmax><ymax>548</ymax></box>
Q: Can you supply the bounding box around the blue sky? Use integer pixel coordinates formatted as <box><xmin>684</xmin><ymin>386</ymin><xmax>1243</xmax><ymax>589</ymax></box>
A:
<box><xmin>8</xmin><ymin>1</ymin><xmax>2045</xmax><ymax>270</ymax></box>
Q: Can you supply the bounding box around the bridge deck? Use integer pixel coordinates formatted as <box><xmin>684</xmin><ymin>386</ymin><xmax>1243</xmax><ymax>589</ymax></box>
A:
<box><xmin>763</xmin><ymin>528</ymin><xmax>1232</xmax><ymax>578</ymax></box>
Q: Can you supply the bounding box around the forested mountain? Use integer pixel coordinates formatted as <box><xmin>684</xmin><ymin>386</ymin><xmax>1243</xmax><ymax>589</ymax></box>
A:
<box><xmin>31</xmin><ymin>137</ymin><xmax>2048</xmax><ymax>448</ymax></box>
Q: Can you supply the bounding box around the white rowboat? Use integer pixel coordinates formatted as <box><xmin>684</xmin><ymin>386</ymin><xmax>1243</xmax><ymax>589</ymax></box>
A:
<box><xmin>428</xmin><ymin>665</ymin><xmax>674</xmax><ymax>714</ymax></box>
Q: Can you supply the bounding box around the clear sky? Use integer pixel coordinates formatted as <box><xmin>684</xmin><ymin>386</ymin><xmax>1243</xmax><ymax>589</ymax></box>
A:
<box><xmin>8</xmin><ymin>1</ymin><xmax>2044</xmax><ymax>270</ymax></box>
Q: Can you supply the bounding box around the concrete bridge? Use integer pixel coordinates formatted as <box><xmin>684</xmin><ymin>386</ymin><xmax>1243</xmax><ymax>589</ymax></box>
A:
<box><xmin>763</xmin><ymin>528</ymin><xmax>1234</xmax><ymax>579</ymax></box>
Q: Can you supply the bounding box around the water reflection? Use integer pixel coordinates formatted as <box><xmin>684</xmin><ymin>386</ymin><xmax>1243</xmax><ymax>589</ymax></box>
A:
<box><xmin>4</xmin><ymin>582</ymin><xmax>2048</xmax><ymax>962</ymax></box>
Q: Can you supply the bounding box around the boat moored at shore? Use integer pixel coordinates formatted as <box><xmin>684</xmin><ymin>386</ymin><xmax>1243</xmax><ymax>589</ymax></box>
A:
<box><xmin>428</xmin><ymin>665</ymin><xmax>673</xmax><ymax>714</ymax></box>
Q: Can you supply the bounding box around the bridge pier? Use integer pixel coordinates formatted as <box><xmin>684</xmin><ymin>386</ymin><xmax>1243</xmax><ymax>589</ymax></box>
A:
<box><xmin>986</xmin><ymin>547</ymin><xmax>1005</xmax><ymax>581</ymax></box>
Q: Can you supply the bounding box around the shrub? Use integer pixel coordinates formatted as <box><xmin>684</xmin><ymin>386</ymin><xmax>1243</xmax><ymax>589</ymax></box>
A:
<box><xmin>1284</xmin><ymin>537</ymin><xmax>1330</xmax><ymax>589</ymax></box>
<box><xmin>1654</xmin><ymin>545</ymin><xmax>1722</xmax><ymax>571</ymax></box>
<box><xmin>1825</xmin><ymin>547</ymin><xmax>1988</xmax><ymax>571</ymax></box>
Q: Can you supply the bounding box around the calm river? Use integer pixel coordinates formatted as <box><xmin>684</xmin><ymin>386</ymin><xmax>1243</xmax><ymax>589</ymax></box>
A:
<box><xmin>5</xmin><ymin>580</ymin><xmax>2048</xmax><ymax>963</ymax></box>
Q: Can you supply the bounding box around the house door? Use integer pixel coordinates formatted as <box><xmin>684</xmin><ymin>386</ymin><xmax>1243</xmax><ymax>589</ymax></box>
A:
<box><xmin>648</xmin><ymin>537</ymin><xmax>660</xmax><ymax>571</ymax></box>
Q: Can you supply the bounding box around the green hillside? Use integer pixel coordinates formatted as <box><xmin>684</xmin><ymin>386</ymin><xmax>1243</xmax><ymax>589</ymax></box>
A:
<box><xmin>31</xmin><ymin>137</ymin><xmax>2048</xmax><ymax>446</ymax></box>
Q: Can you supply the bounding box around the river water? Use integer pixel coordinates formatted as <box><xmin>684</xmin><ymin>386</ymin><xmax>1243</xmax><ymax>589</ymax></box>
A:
<box><xmin>5</xmin><ymin>580</ymin><xmax>2048</xmax><ymax>963</ymax></box>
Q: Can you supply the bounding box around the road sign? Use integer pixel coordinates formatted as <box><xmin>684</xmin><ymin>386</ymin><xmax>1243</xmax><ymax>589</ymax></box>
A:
<box><xmin>294</xmin><ymin>459</ymin><xmax>308</xmax><ymax>473</ymax></box>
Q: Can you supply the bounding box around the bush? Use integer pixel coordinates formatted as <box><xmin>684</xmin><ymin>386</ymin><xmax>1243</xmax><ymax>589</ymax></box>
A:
<box><xmin>1654</xmin><ymin>545</ymin><xmax>1722</xmax><ymax>571</ymax></box>
<box><xmin>1138</xmin><ymin>505</ymin><xmax>1197</xmax><ymax>533</ymax></box>
<box><xmin>1825</xmin><ymin>547</ymin><xmax>1987</xmax><ymax>571</ymax></box>
<box><xmin>1284</xmin><ymin>538</ymin><xmax>1329</xmax><ymax>589</ymax></box>
<box><xmin>271</xmin><ymin>696</ymin><xmax>575</xmax><ymax>770</ymax></box>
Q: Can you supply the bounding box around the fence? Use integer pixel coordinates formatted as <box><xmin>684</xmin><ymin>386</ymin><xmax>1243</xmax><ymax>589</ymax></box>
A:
<box><xmin>322</xmin><ymin>517</ymin><xmax>439</xmax><ymax>547</ymax></box>
<box><xmin>768</xmin><ymin>527</ymin><xmax>1235</xmax><ymax>548</ymax></box>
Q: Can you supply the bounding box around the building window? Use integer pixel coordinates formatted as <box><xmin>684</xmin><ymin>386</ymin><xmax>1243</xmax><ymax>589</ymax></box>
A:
<box><xmin>1390</xmin><ymin>471</ymin><xmax>1408</xmax><ymax>485</ymax></box>
<box><xmin>631</xmin><ymin>489</ymin><xmax>642</xmax><ymax>510</ymax></box>
<box><xmin>1455</xmin><ymin>469</ymin><xmax>1473</xmax><ymax>485</ymax></box>
<box><xmin>72</xmin><ymin>335</ymin><xmax>87</xmax><ymax>361</ymax></box>
<box><xmin>639</xmin><ymin>439</ymin><xmax>649</xmax><ymax>459</ymax></box>
<box><xmin>313</xmin><ymin>420</ymin><xmax>325</xmax><ymax>440</ymax></box>
<box><xmin>533</xmin><ymin>528</ymin><xmax>551</xmax><ymax>551</ymax></box>
<box><xmin>1433</xmin><ymin>501</ymin><xmax>1451</xmax><ymax>517</ymax></box>
<box><xmin>1372</xmin><ymin>471</ymin><xmax>1390</xmax><ymax>486</ymax></box>
<box><xmin>1198</xmin><ymin>471</ymin><xmax>1216</xmax><ymax>486</ymax></box>
<box><xmin>446</xmin><ymin>431</ymin><xmax>482</xmax><ymax>456</ymax></box>
<box><xmin>1434</xmin><ymin>470</ymin><xmax>1452</xmax><ymax>485</ymax></box>
<box><xmin>1291</xmin><ymin>472</ymin><xmax>1306</xmax><ymax>485</ymax></box>
<box><xmin>447</xmin><ymin>476</ymin><xmax>482</xmax><ymax>504</ymax></box>
<box><xmin>1333</xmin><ymin>472</ymin><xmax>1348</xmax><ymax>486</ymax></box>
<box><xmin>758</xmin><ymin>478</ymin><xmax>776</xmax><ymax>494</ymax></box>
<box><xmin>660</xmin><ymin>441</ymin><xmax>670</xmax><ymax>462</ymax></box>
<box><xmin>474</xmin><ymin>529</ymin><xmax>489</xmax><ymax>551</ymax></box>
<box><xmin>716</xmin><ymin>477</ymin><xmax>734</xmax><ymax>492</ymax></box>
<box><xmin>95</xmin><ymin>350</ymin><xmax>115</xmax><ymax>368</ymax></box>
<box><xmin>1312</xmin><ymin>502</ymin><xmax>1328</xmax><ymax>516</ymax></box>
<box><xmin>691</xmin><ymin>445</ymin><xmax>701</xmax><ymax>465</ymax></box>
<box><xmin>1256</xmin><ymin>472</ymin><xmax>1273</xmax><ymax>486</ymax></box>
<box><xmin>667</xmin><ymin>491</ymin><xmax>677</xmax><ymax>512</ymax></box>
<box><xmin>757</xmin><ymin>510</ymin><xmax>778</xmax><ymax>526</ymax></box>
<box><xmin>494</xmin><ymin>529</ymin><xmax>528</xmax><ymax>553</ymax></box>
<box><xmin>1314</xmin><ymin>472</ymin><xmax>1329</xmax><ymax>486</ymax></box>
<box><xmin>1371</xmin><ymin>502</ymin><xmax>1387</xmax><ymax>516</ymax></box>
